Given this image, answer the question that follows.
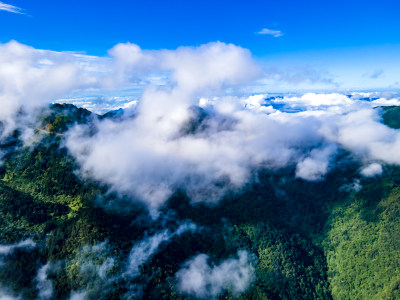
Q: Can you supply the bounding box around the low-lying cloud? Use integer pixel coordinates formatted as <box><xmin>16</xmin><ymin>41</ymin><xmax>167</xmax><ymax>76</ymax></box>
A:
<box><xmin>64</xmin><ymin>44</ymin><xmax>400</xmax><ymax>214</ymax></box>
<box><xmin>36</xmin><ymin>263</ymin><xmax>53</xmax><ymax>300</ymax></box>
<box><xmin>0</xmin><ymin>39</ymin><xmax>400</xmax><ymax>300</ymax></box>
<box><xmin>175</xmin><ymin>250</ymin><xmax>255</xmax><ymax>299</ymax></box>
<box><xmin>0</xmin><ymin>239</ymin><xmax>35</xmax><ymax>257</ymax></box>
<box><xmin>360</xmin><ymin>163</ymin><xmax>383</xmax><ymax>177</ymax></box>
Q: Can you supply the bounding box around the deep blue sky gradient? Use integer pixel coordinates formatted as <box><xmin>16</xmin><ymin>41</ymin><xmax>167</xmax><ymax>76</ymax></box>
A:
<box><xmin>1</xmin><ymin>0</ymin><xmax>399</xmax><ymax>55</ymax></box>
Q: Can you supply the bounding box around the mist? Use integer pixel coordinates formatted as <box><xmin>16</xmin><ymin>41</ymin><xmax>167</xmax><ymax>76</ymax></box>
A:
<box><xmin>0</xmin><ymin>39</ymin><xmax>399</xmax><ymax>299</ymax></box>
<box><xmin>63</xmin><ymin>43</ymin><xmax>400</xmax><ymax>214</ymax></box>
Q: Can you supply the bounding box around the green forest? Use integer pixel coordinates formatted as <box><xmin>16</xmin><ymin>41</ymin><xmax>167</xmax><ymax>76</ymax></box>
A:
<box><xmin>0</xmin><ymin>104</ymin><xmax>399</xmax><ymax>299</ymax></box>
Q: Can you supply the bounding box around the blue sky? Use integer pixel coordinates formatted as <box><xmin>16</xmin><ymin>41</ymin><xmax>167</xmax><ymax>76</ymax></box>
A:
<box><xmin>1</xmin><ymin>0</ymin><xmax>400</xmax><ymax>91</ymax></box>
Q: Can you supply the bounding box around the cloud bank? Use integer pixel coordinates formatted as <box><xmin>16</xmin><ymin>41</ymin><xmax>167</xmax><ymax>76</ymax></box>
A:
<box><xmin>64</xmin><ymin>43</ymin><xmax>400</xmax><ymax>215</ymax></box>
<box><xmin>0</xmin><ymin>40</ymin><xmax>400</xmax><ymax>215</ymax></box>
<box><xmin>65</xmin><ymin>42</ymin><xmax>267</xmax><ymax>214</ymax></box>
<box><xmin>0</xmin><ymin>41</ymin><xmax>101</xmax><ymax>136</ymax></box>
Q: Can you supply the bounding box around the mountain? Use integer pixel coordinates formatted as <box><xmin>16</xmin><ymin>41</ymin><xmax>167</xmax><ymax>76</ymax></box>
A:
<box><xmin>0</xmin><ymin>104</ymin><xmax>398</xmax><ymax>299</ymax></box>
<box><xmin>381</xmin><ymin>106</ymin><xmax>400</xmax><ymax>129</ymax></box>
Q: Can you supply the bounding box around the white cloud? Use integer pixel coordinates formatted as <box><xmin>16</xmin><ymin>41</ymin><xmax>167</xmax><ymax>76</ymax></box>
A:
<box><xmin>126</xmin><ymin>223</ymin><xmax>196</xmax><ymax>277</ymax></box>
<box><xmin>176</xmin><ymin>250</ymin><xmax>255</xmax><ymax>299</ymax></box>
<box><xmin>108</xmin><ymin>41</ymin><xmax>260</xmax><ymax>93</ymax></box>
<box><xmin>65</xmin><ymin>42</ymin><xmax>267</xmax><ymax>213</ymax></box>
<box><xmin>257</xmin><ymin>28</ymin><xmax>283</xmax><ymax>37</ymax></box>
<box><xmin>65</xmin><ymin>101</ymin><xmax>326</xmax><ymax>213</ymax></box>
<box><xmin>282</xmin><ymin>93</ymin><xmax>352</xmax><ymax>108</ymax></box>
<box><xmin>0</xmin><ymin>239</ymin><xmax>35</xmax><ymax>256</ymax></box>
<box><xmin>296</xmin><ymin>144</ymin><xmax>337</xmax><ymax>181</ymax></box>
<box><xmin>68</xmin><ymin>291</ymin><xmax>86</xmax><ymax>300</ymax></box>
<box><xmin>0</xmin><ymin>2</ymin><xmax>25</xmax><ymax>14</ymax></box>
<box><xmin>327</xmin><ymin>109</ymin><xmax>400</xmax><ymax>165</ymax></box>
<box><xmin>371</xmin><ymin>98</ymin><xmax>400</xmax><ymax>107</ymax></box>
<box><xmin>360</xmin><ymin>163</ymin><xmax>383</xmax><ymax>177</ymax></box>
<box><xmin>126</xmin><ymin>230</ymin><xmax>170</xmax><ymax>278</ymax></box>
<box><xmin>0</xmin><ymin>41</ymin><xmax>102</xmax><ymax>135</ymax></box>
<box><xmin>0</xmin><ymin>286</ymin><xmax>21</xmax><ymax>300</ymax></box>
<box><xmin>65</xmin><ymin>88</ymin><xmax>400</xmax><ymax>214</ymax></box>
<box><xmin>54</xmin><ymin>96</ymin><xmax>138</xmax><ymax>115</ymax></box>
<box><xmin>242</xmin><ymin>94</ymin><xmax>276</xmax><ymax>113</ymax></box>
<box><xmin>36</xmin><ymin>264</ymin><xmax>53</xmax><ymax>300</ymax></box>
<box><xmin>64</xmin><ymin>46</ymin><xmax>400</xmax><ymax>214</ymax></box>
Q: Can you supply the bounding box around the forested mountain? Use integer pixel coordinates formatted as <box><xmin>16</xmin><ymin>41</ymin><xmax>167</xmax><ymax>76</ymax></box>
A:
<box><xmin>0</xmin><ymin>103</ymin><xmax>399</xmax><ymax>299</ymax></box>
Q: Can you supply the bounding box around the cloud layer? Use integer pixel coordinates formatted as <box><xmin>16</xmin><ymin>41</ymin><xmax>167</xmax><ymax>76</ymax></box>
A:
<box><xmin>64</xmin><ymin>43</ymin><xmax>400</xmax><ymax>214</ymax></box>
<box><xmin>0</xmin><ymin>40</ymin><xmax>400</xmax><ymax>215</ymax></box>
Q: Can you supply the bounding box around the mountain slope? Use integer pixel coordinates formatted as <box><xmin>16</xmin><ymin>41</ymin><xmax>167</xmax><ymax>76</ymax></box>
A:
<box><xmin>0</xmin><ymin>104</ymin><xmax>398</xmax><ymax>299</ymax></box>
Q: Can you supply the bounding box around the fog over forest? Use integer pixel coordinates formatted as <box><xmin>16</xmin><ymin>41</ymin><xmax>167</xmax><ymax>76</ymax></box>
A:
<box><xmin>0</xmin><ymin>38</ymin><xmax>399</xmax><ymax>299</ymax></box>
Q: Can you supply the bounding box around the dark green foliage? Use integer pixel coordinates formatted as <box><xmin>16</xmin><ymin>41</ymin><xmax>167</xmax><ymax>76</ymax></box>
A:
<box><xmin>0</xmin><ymin>247</ymin><xmax>43</xmax><ymax>299</ymax></box>
<box><xmin>381</xmin><ymin>106</ymin><xmax>400</xmax><ymax>129</ymax></box>
<box><xmin>4</xmin><ymin>135</ymin><xmax>83</xmax><ymax>197</ymax></box>
<box><xmin>0</xmin><ymin>183</ymin><xmax>66</xmax><ymax>243</ymax></box>
<box><xmin>41</xmin><ymin>103</ymin><xmax>92</xmax><ymax>133</ymax></box>
<box><xmin>99</xmin><ymin>108</ymin><xmax>124</xmax><ymax>121</ymax></box>
<box><xmin>232</xmin><ymin>223</ymin><xmax>331</xmax><ymax>299</ymax></box>
<box><xmin>323</xmin><ymin>166</ymin><xmax>400</xmax><ymax>299</ymax></box>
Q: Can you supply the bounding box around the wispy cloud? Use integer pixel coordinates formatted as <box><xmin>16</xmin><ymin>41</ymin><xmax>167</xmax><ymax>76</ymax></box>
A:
<box><xmin>363</xmin><ymin>69</ymin><xmax>384</xmax><ymax>79</ymax></box>
<box><xmin>176</xmin><ymin>250</ymin><xmax>255</xmax><ymax>299</ymax></box>
<box><xmin>262</xmin><ymin>66</ymin><xmax>339</xmax><ymax>87</ymax></box>
<box><xmin>257</xmin><ymin>28</ymin><xmax>283</xmax><ymax>37</ymax></box>
<box><xmin>0</xmin><ymin>1</ymin><xmax>25</xmax><ymax>14</ymax></box>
